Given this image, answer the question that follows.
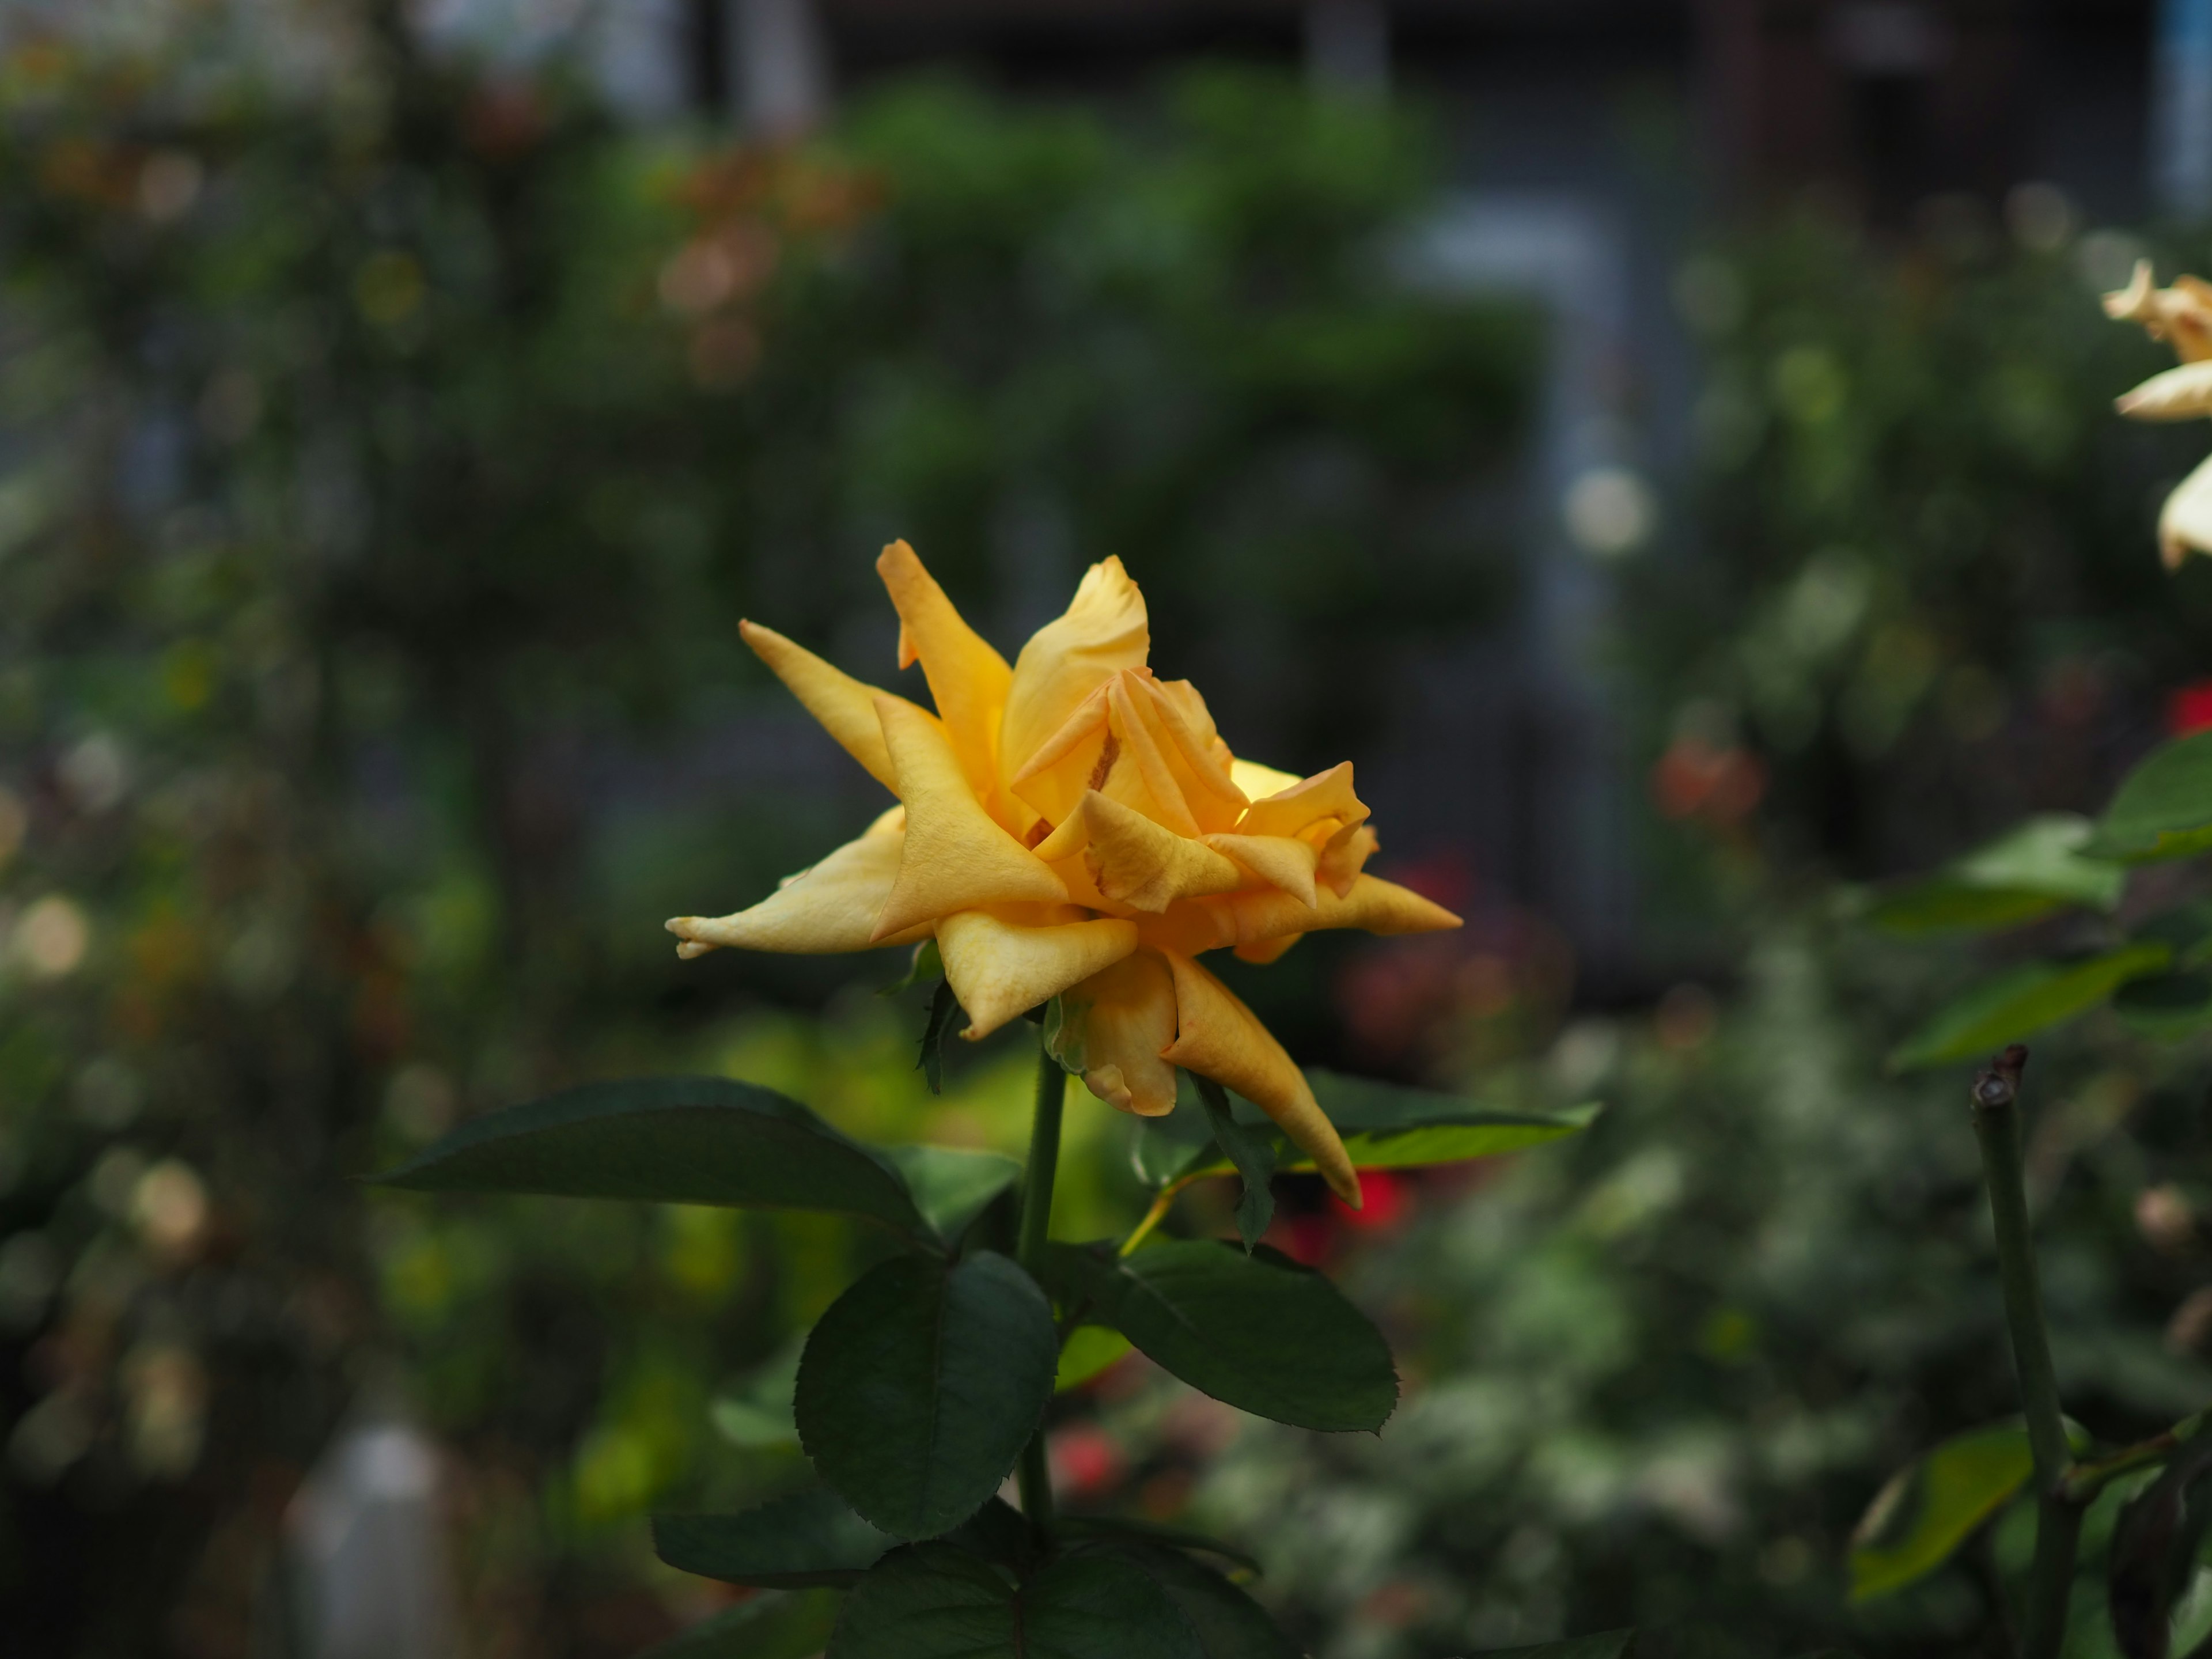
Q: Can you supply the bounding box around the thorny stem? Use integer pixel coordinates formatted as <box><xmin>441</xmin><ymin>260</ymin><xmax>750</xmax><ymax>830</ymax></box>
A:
<box><xmin>1972</xmin><ymin>1046</ymin><xmax>2080</xmax><ymax>1659</ymax></box>
<box><xmin>1015</xmin><ymin>1034</ymin><xmax>1066</xmax><ymax>1545</ymax></box>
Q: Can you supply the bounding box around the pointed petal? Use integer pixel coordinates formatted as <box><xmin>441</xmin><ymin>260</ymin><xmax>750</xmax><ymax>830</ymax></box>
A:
<box><xmin>1000</xmin><ymin>556</ymin><xmax>1149</xmax><ymax>793</ymax></box>
<box><xmin>1202</xmin><ymin>832</ymin><xmax>1320</xmax><ymax>907</ymax></box>
<box><xmin>2162</xmin><ymin>451</ymin><xmax>2212</xmax><ymax>569</ymax></box>
<box><xmin>1081</xmin><ymin>791</ymin><xmax>1244</xmax><ymax>912</ymax></box>
<box><xmin>1315</xmin><ymin>823</ymin><xmax>1380</xmax><ymax>899</ymax></box>
<box><xmin>870</xmin><ymin>696</ymin><xmax>1068</xmax><ymax>940</ymax></box>
<box><xmin>1238</xmin><ymin>761</ymin><xmax>1368</xmax><ymax>840</ymax></box>
<box><xmin>1218</xmin><ymin>872</ymin><xmax>1463</xmax><ymax>948</ymax></box>
<box><xmin>876</xmin><ymin>540</ymin><xmax>1012</xmax><ymax>800</ymax></box>
<box><xmin>739</xmin><ymin>619</ymin><xmax>932</xmax><ymax>794</ymax></box>
<box><xmin>1054</xmin><ymin>948</ymin><xmax>1179</xmax><ymax>1116</ymax></box>
<box><xmin>939</xmin><ymin>908</ymin><xmax>1139</xmax><ymax>1039</ymax></box>
<box><xmin>2116</xmin><ymin>362</ymin><xmax>2212</xmax><ymax>421</ymax></box>
<box><xmin>667</xmin><ymin>819</ymin><xmax>924</xmax><ymax>955</ymax></box>
<box><xmin>1159</xmin><ymin>953</ymin><xmax>1358</xmax><ymax>1205</ymax></box>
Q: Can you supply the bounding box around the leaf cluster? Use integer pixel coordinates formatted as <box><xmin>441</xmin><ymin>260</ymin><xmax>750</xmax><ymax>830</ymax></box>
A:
<box><xmin>375</xmin><ymin>998</ymin><xmax>1596</xmax><ymax>1653</ymax></box>
<box><xmin>1855</xmin><ymin>736</ymin><xmax>2212</xmax><ymax>1068</ymax></box>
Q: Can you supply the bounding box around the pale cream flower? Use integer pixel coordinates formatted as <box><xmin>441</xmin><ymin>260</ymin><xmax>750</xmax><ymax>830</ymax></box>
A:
<box><xmin>2108</xmin><ymin>260</ymin><xmax>2212</xmax><ymax>567</ymax></box>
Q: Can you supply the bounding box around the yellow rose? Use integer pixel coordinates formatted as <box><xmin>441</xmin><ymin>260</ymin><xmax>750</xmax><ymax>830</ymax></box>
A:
<box><xmin>668</xmin><ymin>540</ymin><xmax>1461</xmax><ymax>1203</ymax></box>
<box><xmin>2107</xmin><ymin>260</ymin><xmax>2212</xmax><ymax>567</ymax></box>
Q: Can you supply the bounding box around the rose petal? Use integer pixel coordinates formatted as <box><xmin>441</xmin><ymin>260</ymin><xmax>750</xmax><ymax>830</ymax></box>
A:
<box><xmin>870</xmin><ymin>696</ymin><xmax>1068</xmax><ymax>941</ymax></box>
<box><xmin>2117</xmin><ymin>361</ymin><xmax>2212</xmax><ymax>422</ymax></box>
<box><xmin>2162</xmin><ymin>450</ymin><xmax>2212</xmax><ymax>569</ymax></box>
<box><xmin>1055</xmin><ymin>948</ymin><xmax>1179</xmax><ymax>1116</ymax></box>
<box><xmin>939</xmin><ymin>908</ymin><xmax>1139</xmax><ymax>1039</ymax></box>
<box><xmin>876</xmin><ymin>540</ymin><xmax>1013</xmax><ymax>802</ymax></box>
<box><xmin>738</xmin><ymin>619</ymin><xmax>932</xmax><ymax>794</ymax></box>
<box><xmin>1238</xmin><ymin>761</ymin><xmax>1368</xmax><ymax>840</ymax></box>
<box><xmin>1202</xmin><ymin>832</ymin><xmax>1320</xmax><ymax>907</ymax></box>
<box><xmin>999</xmin><ymin>556</ymin><xmax>1149</xmax><ymax>796</ymax></box>
<box><xmin>667</xmin><ymin>813</ymin><xmax>924</xmax><ymax>955</ymax></box>
<box><xmin>1158</xmin><ymin>952</ymin><xmax>1358</xmax><ymax>1205</ymax></box>
<box><xmin>1080</xmin><ymin>791</ymin><xmax>1244</xmax><ymax>913</ymax></box>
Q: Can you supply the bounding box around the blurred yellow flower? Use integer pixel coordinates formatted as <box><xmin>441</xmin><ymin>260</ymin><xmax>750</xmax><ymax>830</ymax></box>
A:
<box><xmin>2107</xmin><ymin>260</ymin><xmax>2212</xmax><ymax>567</ymax></box>
<box><xmin>668</xmin><ymin>541</ymin><xmax>1461</xmax><ymax>1203</ymax></box>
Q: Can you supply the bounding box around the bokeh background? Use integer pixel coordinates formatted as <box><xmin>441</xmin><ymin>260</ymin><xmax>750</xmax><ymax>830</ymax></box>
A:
<box><xmin>11</xmin><ymin>1</ymin><xmax>2212</xmax><ymax>1656</ymax></box>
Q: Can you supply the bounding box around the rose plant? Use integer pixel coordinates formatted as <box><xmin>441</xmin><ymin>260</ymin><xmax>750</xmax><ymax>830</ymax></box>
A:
<box><xmin>1834</xmin><ymin>267</ymin><xmax>2212</xmax><ymax>1659</ymax></box>
<box><xmin>376</xmin><ymin>546</ymin><xmax>1595</xmax><ymax>1656</ymax></box>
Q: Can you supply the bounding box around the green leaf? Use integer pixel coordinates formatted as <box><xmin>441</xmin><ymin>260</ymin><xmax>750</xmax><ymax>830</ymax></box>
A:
<box><xmin>710</xmin><ymin>1343</ymin><xmax>801</xmax><ymax>1448</ymax></box>
<box><xmin>1858</xmin><ymin>814</ymin><xmax>2124</xmax><ymax>935</ymax></box>
<box><xmin>653</xmin><ymin>1486</ymin><xmax>892</xmax><ymax>1588</ymax></box>
<box><xmin>1473</xmin><ymin>1634</ymin><xmax>1637</xmax><ymax>1659</ymax></box>
<box><xmin>1047</xmin><ymin>1240</ymin><xmax>1396</xmax><ymax>1433</ymax></box>
<box><xmin>942</xmin><ymin>1496</ymin><xmax>1034</xmax><ymax>1577</ymax></box>
<box><xmin>919</xmin><ymin>979</ymin><xmax>961</xmax><ymax>1094</ymax></box>
<box><xmin>795</xmin><ymin>1250</ymin><xmax>1058</xmax><ymax>1539</ymax></box>
<box><xmin>1070</xmin><ymin>1538</ymin><xmax>1297</xmax><ymax>1658</ymax></box>
<box><xmin>882</xmin><ymin>1144</ymin><xmax>1021</xmax><ymax>1244</ymax></box>
<box><xmin>1058</xmin><ymin>1515</ymin><xmax>1263</xmax><ymax>1577</ymax></box>
<box><xmin>1887</xmin><ymin>943</ymin><xmax>2173</xmax><ymax>1071</ymax></box>
<box><xmin>1194</xmin><ymin>1073</ymin><xmax>1275</xmax><ymax>1250</ymax></box>
<box><xmin>2090</xmin><ymin>732</ymin><xmax>2212</xmax><ymax>861</ymax></box>
<box><xmin>828</xmin><ymin>1541</ymin><xmax>1205</xmax><ymax>1659</ymax></box>
<box><xmin>2113</xmin><ymin>971</ymin><xmax>2212</xmax><ymax>1040</ymax></box>
<box><xmin>1130</xmin><ymin>1088</ymin><xmax>1221</xmax><ymax>1190</ymax></box>
<box><xmin>633</xmin><ymin>1590</ymin><xmax>841</xmax><ymax>1659</ymax></box>
<box><xmin>1134</xmin><ymin>1071</ymin><xmax>1597</xmax><ymax>1190</ymax></box>
<box><xmin>372</xmin><ymin>1076</ymin><xmax>932</xmax><ymax>1237</ymax></box>
<box><xmin>2138</xmin><ymin>900</ymin><xmax>2212</xmax><ymax>965</ymax></box>
<box><xmin>1056</xmin><ymin>1324</ymin><xmax>1134</xmax><ymax>1393</ymax></box>
<box><xmin>880</xmin><ymin>937</ymin><xmax>944</xmax><ymax>997</ymax></box>
<box><xmin>1850</xmin><ymin>1421</ymin><xmax>2039</xmax><ymax>1600</ymax></box>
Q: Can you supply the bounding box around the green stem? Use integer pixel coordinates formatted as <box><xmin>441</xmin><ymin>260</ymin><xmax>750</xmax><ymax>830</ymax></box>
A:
<box><xmin>1119</xmin><ymin>1183</ymin><xmax>1179</xmax><ymax>1257</ymax></box>
<box><xmin>2062</xmin><ymin>1407</ymin><xmax>2210</xmax><ymax>1504</ymax></box>
<box><xmin>1971</xmin><ymin>1047</ymin><xmax>2078</xmax><ymax>1659</ymax></box>
<box><xmin>1016</xmin><ymin>1034</ymin><xmax>1066</xmax><ymax>1544</ymax></box>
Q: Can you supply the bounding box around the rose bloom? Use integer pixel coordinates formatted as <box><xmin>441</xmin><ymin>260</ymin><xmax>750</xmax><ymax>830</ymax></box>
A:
<box><xmin>668</xmin><ymin>542</ymin><xmax>1460</xmax><ymax>1203</ymax></box>
<box><xmin>2107</xmin><ymin>260</ymin><xmax>2212</xmax><ymax>566</ymax></box>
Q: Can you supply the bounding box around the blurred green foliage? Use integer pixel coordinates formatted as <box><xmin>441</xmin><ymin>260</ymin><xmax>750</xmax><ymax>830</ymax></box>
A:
<box><xmin>1118</xmin><ymin>921</ymin><xmax>2212</xmax><ymax>1659</ymax></box>
<box><xmin>1638</xmin><ymin>211</ymin><xmax>2212</xmax><ymax>925</ymax></box>
<box><xmin>0</xmin><ymin>12</ymin><xmax>1531</xmax><ymax>1655</ymax></box>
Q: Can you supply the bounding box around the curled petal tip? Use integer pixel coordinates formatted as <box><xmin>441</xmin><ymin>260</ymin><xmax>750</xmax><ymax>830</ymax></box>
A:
<box><xmin>2104</xmin><ymin>259</ymin><xmax>2154</xmax><ymax>320</ymax></box>
<box><xmin>675</xmin><ymin>940</ymin><xmax>716</xmax><ymax>960</ymax></box>
<box><xmin>665</xmin><ymin>916</ymin><xmax>695</xmax><ymax>935</ymax></box>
